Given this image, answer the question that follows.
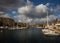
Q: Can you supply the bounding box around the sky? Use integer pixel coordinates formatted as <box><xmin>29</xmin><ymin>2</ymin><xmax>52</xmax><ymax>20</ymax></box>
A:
<box><xmin>30</xmin><ymin>0</ymin><xmax>60</xmax><ymax>5</ymax></box>
<box><xmin>0</xmin><ymin>0</ymin><xmax>60</xmax><ymax>24</ymax></box>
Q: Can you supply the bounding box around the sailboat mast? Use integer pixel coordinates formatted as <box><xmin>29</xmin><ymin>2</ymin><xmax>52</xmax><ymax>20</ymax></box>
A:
<box><xmin>47</xmin><ymin>11</ymin><xmax>49</xmax><ymax>27</ymax></box>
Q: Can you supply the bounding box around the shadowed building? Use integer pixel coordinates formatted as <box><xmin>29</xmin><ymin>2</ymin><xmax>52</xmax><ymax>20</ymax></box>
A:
<box><xmin>15</xmin><ymin>22</ymin><xmax>29</xmax><ymax>28</ymax></box>
<box><xmin>0</xmin><ymin>17</ymin><xmax>15</xmax><ymax>27</ymax></box>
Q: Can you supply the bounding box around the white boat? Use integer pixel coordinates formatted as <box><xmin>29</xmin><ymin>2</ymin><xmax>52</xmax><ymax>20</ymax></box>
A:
<box><xmin>42</xmin><ymin>29</ymin><xmax>59</xmax><ymax>36</ymax></box>
<box><xmin>42</xmin><ymin>11</ymin><xmax>60</xmax><ymax>36</ymax></box>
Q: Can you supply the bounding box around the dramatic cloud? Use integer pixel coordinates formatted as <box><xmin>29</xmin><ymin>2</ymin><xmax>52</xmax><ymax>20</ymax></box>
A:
<box><xmin>18</xmin><ymin>2</ymin><xmax>53</xmax><ymax>18</ymax></box>
<box><xmin>15</xmin><ymin>0</ymin><xmax>58</xmax><ymax>24</ymax></box>
<box><xmin>0</xmin><ymin>0</ymin><xmax>59</xmax><ymax>24</ymax></box>
<box><xmin>0</xmin><ymin>0</ymin><xmax>25</xmax><ymax>11</ymax></box>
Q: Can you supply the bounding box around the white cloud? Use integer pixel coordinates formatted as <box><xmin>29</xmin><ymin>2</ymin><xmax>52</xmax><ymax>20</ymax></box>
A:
<box><xmin>35</xmin><ymin>4</ymin><xmax>48</xmax><ymax>13</ymax></box>
<box><xmin>12</xmin><ymin>11</ymin><xmax>17</xmax><ymax>14</ymax></box>
<box><xmin>45</xmin><ymin>3</ymin><xmax>50</xmax><ymax>6</ymax></box>
<box><xmin>0</xmin><ymin>12</ymin><xmax>5</xmax><ymax>14</ymax></box>
<box><xmin>14</xmin><ymin>15</ymin><xmax>32</xmax><ymax>23</ymax></box>
<box><xmin>31</xmin><ymin>15</ymin><xmax>57</xmax><ymax>24</ymax></box>
<box><xmin>0</xmin><ymin>14</ymin><xmax>11</xmax><ymax>18</ymax></box>
<box><xmin>18</xmin><ymin>5</ymin><xmax>33</xmax><ymax>14</ymax></box>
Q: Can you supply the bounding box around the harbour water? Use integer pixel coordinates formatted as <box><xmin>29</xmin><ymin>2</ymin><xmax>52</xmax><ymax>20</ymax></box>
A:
<box><xmin>0</xmin><ymin>27</ymin><xmax>60</xmax><ymax>43</ymax></box>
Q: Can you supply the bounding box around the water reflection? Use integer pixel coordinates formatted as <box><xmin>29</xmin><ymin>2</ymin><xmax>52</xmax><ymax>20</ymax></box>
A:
<box><xmin>0</xmin><ymin>27</ymin><xmax>60</xmax><ymax>43</ymax></box>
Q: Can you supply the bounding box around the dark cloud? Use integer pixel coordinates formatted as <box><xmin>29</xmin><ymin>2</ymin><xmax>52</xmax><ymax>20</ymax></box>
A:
<box><xmin>0</xmin><ymin>0</ymin><xmax>25</xmax><ymax>11</ymax></box>
<box><xmin>18</xmin><ymin>4</ymin><xmax>54</xmax><ymax>18</ymax></box>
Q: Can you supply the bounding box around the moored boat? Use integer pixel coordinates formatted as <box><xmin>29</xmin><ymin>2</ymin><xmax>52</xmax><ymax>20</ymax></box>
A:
<box><xmin>42</xmin><ymin>11</ymin><xmax>60</xmax><ymax>36</ymax></box>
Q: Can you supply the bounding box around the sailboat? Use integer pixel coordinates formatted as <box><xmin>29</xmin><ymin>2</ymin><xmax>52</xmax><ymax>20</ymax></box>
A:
<box><xmin>42</xmin><ymin>11</ymin><xmax>60</xmax><ymax>36</ymax></box>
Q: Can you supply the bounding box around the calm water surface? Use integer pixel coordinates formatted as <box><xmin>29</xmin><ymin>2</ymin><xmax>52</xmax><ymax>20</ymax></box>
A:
<box><xmin>0</xmin><ymin>27</ymin><xmax>60</xmax><ymax>43</ymax></box>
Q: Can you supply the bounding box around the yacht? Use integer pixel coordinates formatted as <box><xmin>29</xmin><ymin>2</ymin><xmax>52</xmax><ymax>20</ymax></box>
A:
<box><xmin>42</xmin><ymin>28</ymin><xmax>60</xmax><ymax>36</ymax></box>
<box><xmin>42</xmin><ymin>11</ymin><xmax>60</xmax><ymax>36</ymax></box>
<box><xmin>42</xmin><ymin>30</ymin><xmax>59</xmax><ymax>35</ymax></box>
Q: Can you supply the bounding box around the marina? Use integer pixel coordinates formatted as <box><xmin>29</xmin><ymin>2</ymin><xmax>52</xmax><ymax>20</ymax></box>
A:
<box><xmin>0</xmin><ymin>0</ymin><xmax>60</xmax><ymax>43</ymax></box>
